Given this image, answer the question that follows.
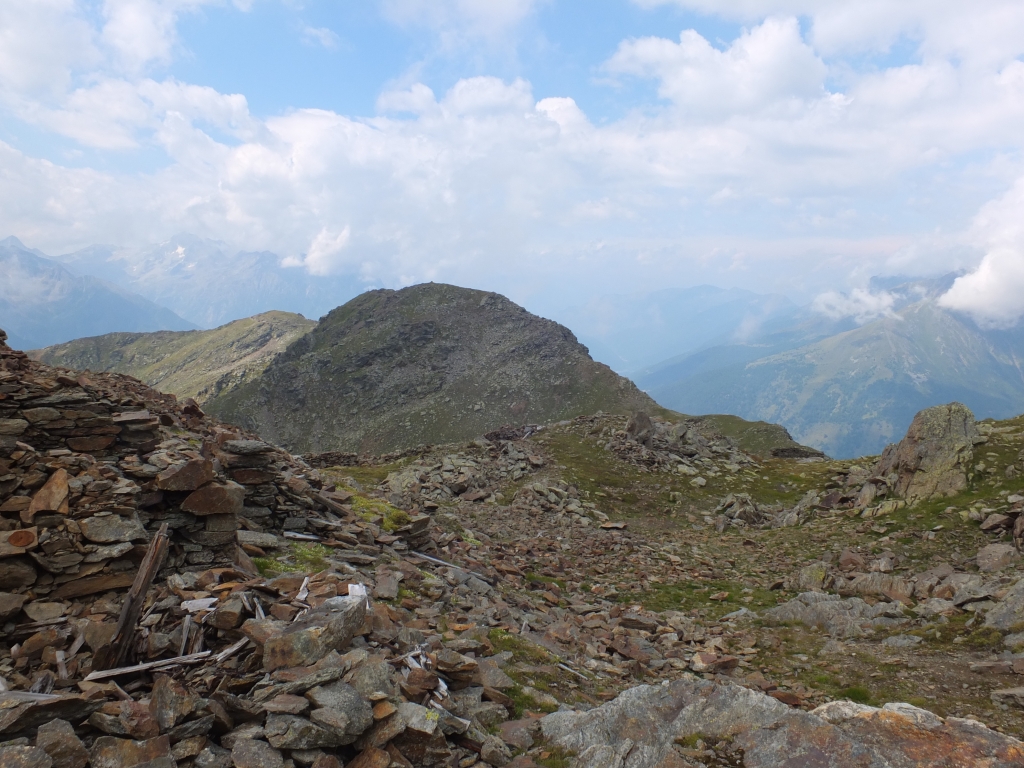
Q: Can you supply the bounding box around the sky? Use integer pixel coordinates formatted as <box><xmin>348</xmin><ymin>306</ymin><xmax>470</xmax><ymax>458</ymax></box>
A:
<box><xmin>1</xmin><ymin>0</ymin><xmax>1023</xmax><ymax>325</ymax></box>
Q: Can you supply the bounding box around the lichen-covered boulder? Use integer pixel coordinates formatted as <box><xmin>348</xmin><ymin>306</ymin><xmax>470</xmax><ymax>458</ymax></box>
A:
<box><xmin>875</xmin><ymin>403</ymin><xmax>978</xmax><ymax>502</ymax></box>
<box><xmin>540</xmin><ymin>677</ymin><xmax>1024</xmax><ymax>768</ymax></box>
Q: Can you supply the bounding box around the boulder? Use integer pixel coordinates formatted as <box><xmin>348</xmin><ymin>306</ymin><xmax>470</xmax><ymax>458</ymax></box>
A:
<box><xmin>977</xmin><ymin>543</ymin><xmax>1019</xmax><ymax>573</ymax></box>
<box><xmin>985</xmin><ymin>578</ymin><xmax>1024</xmax><ymax>632</ymax></box>
<box><xmin>540</xmin><ymin>678</ymin><xmax>1024</xmax><ymax>768</ymax></box>
<box><xmin>763</xmin><ymin>592</ymin><xmax>907</xmax><ymax>638</ymax></box>
<box><xmin>156</xmin><ymin>460</ymin><xmax>215</xmax><ymax>492</ymax></box>
<box><xmin>875</xmin><ymin>403</ymin><xmax>978</xmax><ymax>502</ymax></box>
<box><xmin>262</xmin><ymin>596</ymin><xmax>366</xmax><ymax>671</ymax></box>
<box><xmin>625</xmin><ymin>411</ymin><xmax>653</xmax><ymax>448</ymax></box>
<box><xmin>181</xmin><ymin>482</ymin><xmax>245</xmax><ymax>517</ymax></box>
<box><xmin>35</xmin><ymin>720</ymin><xmax>88</xmax><ymax>768</ymax></box>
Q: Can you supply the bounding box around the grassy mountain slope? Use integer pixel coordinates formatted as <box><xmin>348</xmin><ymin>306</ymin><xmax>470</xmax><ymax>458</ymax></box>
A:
<box><xmin>32</xmin><ymin>311</ymin><xmax>315</xmax><ymax>404</ymax></box>
<box><xmin>644</xmin><ymin>300</ymin><xmax>1024</xmax><ymax>458</ymax></box>
<box><xmin>209</xmin><ymin>283</ymin><xmax>660</xmax><ymax>454</ymax></box>
<box><xmin>0</xmin><ymin>236</ymin><xmax>195</xmax><ymax>349</ymax></box>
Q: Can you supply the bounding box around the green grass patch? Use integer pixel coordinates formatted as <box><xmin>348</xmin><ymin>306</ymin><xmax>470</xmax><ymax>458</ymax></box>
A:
<box><xmin>506</xmin><ymin>684</ymin><xmax>559</xmax><ymax>718</ymax></box>
<box><xmin>252</xmin><ymin>542</ymin><xmax>332</xmax><ymax>577</ymax></box>
<box><xmin>322</xmin><ymin>462</ymin><xmax>405</xmax><ymax>490</ymax></box>
<box><xmin>344</xmin><ymin>491</ymin><xmax>411</xmax><ymax>532</ymax></box>
<box><xmin>488</xmin><ymin>629</ymin><xmax>553</xmax><ymax>666</ymax></box>
<box><xmin>526</xmin><ymin>572</ymin><xmax>568</xmax><ymax>590</ymax></box>
<box><xmin>617</xmin><ymin>580</ymin><xmax>776</xmax><ymax>616</ymax></box>
<box><xmin>965</xmin><ymin>626</ymin><xmax>1004</xmax><ymax>650</ymax></box>
<box><xmin>838</xmin><ymin>686</ymin><xmax>874</xmax><ymax>705</ymax></box>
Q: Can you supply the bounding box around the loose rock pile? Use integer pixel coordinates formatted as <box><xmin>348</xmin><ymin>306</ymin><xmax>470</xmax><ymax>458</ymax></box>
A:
<box><xmin>0</xmin><ymin>330</ymin><xmax>566</xmax><ymax>767</ymax></box>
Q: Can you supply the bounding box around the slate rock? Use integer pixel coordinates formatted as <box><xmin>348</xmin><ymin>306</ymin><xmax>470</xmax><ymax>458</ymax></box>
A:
<box><xmin>977</xmin><ymin>543</ymin><xmax>1019</xmax><ymax>573</ymax></box>
<box><xmin>264</xmin><ymin>714</ymin><xmax>343</xmax><ymax>750</ymax></box>
<box><xmin>231</xmin><ymin>739</ymin><xmax>285</xmax><ymax>768</ymax></box>
<box><xmin>304</xmin><ymin>681</ymin><xmax>373</xmax><ymax>743</ymax></box>
<box><xmin>149</xmin><ymin>675</ymin><xmax>200</xmax><ymax>732</ymax></box>
<box><xmin>34</xmin><ymin>718</ymin><xmax>88</xmax><ymax>768</ymax></box>
<box><xmin>263</xmin><ymin>596</ymin><xmax>366</xmax><ymax>672</ymax></box>
<box><xmin>156</xmin><ymin>460</ymin><xmax>215</xmax><ymax>492</ymax></box>
<box><xmin>181</xmin><ymin>482</ymin><xmax>245</xmax><ymax>517</ymax></box>
<box><xmin>986</xmin><ymin>578</ymin><xmax>1024</xmax><ymax>631</ymax></box>
<box><xmin>0</xmin><ymin>746</ymin><xmax>52</xmax><ymax>768</ymax></box>
<box><xmin>24</xmin><ymin>469</ymin><xmax>69</xmax><ymax>522</ymax></box>
<box><xmin>90</xmin><ymin>735</ymin><xmax>174</xmax><ymax>768</ymax></box>
<box><xmin>0</xmin><ymin>591</ymin><xmax>28</xmax><ymax>621</ymax></box>
<box><xmin>345</xmin><ymin>748</ymin><xmax>391</xmax><ymax>768</ymax></box>
<box><xmin>194</xmin><ymin>744</ymin><xmax>234</xmax><ymax>768</ymax></box>
<box><xmin>79</xmin><ymin>514</ymin><xmax>148</xmax><ymax>544</ymax></box>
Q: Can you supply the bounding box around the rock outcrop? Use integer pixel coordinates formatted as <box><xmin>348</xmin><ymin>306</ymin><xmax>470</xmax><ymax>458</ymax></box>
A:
<box><xmin>875</xmin><ymin>402</ymin><xmax>980</xmax><ymax>502</ymax></box>
<box><xmin>540</xmin><ymin>676</ymin><xmax>1024</xmax><ymax>767</ymax></box>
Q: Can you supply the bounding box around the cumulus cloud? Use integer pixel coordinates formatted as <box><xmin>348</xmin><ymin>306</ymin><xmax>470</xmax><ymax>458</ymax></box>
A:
<box><xmin>939</xmin><ymin>177</ymin><xmax>1024</xmax><ymax>327</ymax></box>
<box><xmin>283</xmin><ymin>227</ymin><xmax>352</xmax><ymax>275</ymax></box>
<box><xmin>633</xmin><ymin>1</ymin><xmax>1024</xmax><ymax>64</ymax></box>
<box><xmin>101</xmin><ymin>0</ymin><xmax>219</xmax><ymax>72</ymax></box>
<box><xmin>606</xmin><ymin>17</ymin><xmax>827</xmax><ymax>116</ymax></box>
<box><xmin>812</xmin><ymin>288</ymin><xmax>898</xmax><ymax>324</ymax></box>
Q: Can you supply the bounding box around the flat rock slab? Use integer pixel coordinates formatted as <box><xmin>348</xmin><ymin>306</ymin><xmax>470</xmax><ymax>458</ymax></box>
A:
<box><xmin>231</xmin><ymin>739</ymin><xmax>285</xmax><ymax>768</ymax></box>
<box><xmin>0</xmin><ymin>746</ymin><xmax>52</xmax><ymax>768</ymax></box>
<box><xmin>540</xmin><ymin>677</ymin><xmax>1024</xmax><ymax>768</ymax></box>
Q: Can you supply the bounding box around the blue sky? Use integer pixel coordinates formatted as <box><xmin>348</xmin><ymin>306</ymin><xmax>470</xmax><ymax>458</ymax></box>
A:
<box><xmin>1</xmin><ymin>1</ymin><xmax>1023</xmax><ymax>325</ymax></box>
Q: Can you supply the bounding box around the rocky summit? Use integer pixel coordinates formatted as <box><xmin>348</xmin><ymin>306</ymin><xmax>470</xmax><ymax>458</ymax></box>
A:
<box><xmin>207</xmin><ymin>283</ymin><xmax>657</xmax><ymax>454</ymax></box>
<box><xmin>2</xmin><ymin>323</ymin><xmax>1024</xmax><ymax>768</ymax></box>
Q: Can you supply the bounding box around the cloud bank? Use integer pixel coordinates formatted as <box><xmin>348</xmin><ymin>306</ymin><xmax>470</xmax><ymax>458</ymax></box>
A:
<box><xmin>0</xmin><ymin>1</ymin><xmax>1023</xmax><ymax>307</ymax></box>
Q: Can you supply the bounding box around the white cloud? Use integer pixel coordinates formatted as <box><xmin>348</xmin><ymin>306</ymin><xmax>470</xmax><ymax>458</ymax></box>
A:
<box><xmin>2</xmin><ymin>1</ymin><xmax>1024</xmax><ymax>309</ymax></box>
<box><xmin>633</xmin><ymin>1</ymin><xmax>1024</xmax><ymax>64</ymax></box>
<box><xmin>101</xmin><ymin>0</ymin><xmax>218</xmax><ymax>72</ymax></box>
<box><xmin>812</xmin><ymin>288</ymin><xmax>898</xmax><ymax>324</ymax></box>
<box><xmin>606</xmin><ymin>17</ymin><xmax>826</xmax><ymax>117</ymax></box>
<box><xmin>939</xmin><ymin>177</ymin><xmax>1024</xmax><ymax>327</ymax></box>
<box><xmin>283</xmin><ymin>227</ymin><xmax>352</xmax><ymax>275</ymax></box>
<box><xmin>0</xmin><ymin>0</ymin><xmax>98</xmax><ymax>97</ymax></box>
<box><xmin>302</xmin><ymin>26</ymin><xmax>339</xmax><ymax>49</ymax></box>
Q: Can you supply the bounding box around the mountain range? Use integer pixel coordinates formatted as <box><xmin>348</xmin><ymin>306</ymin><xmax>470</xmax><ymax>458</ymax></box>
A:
<box><xmin>0</xmin><ymin>236</ymin><xmax>194</xmax><ymax>350</ymax></box>
<box><xmin>55</xmin><ymin>234</ymin><xmax>362</xmax><ymax>328</ymax></box>
<box><xmin>6</xmin><ymin>231</ymin><xmax>1024</xmax><ymax>459</ymax></box>
<box><xmin>639</xmin><ymin>276</ymin><xmax>1024</xmax><ymax>458</ymax></box>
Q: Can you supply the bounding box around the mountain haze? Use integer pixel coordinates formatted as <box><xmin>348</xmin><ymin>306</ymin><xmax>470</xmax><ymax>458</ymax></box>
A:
<box><xmin>556</xmin><ymin>285</ymin><xmax>799</xmax><ymax>373</ymax></box>
<box><xmin>0</xmin><ymin>236</ymin><xmax>194</xmax><ymax>350</ymax></box>
<box><xmin>55</xmin><ymin>234</ymin><xmax>363</xmax><ymax>328</ymax></box>
<box><xmin>643</xmin><ymin>284</ymin><xmax>1024</xmax><ymax>458</ymax></box>
<box><xmin>209</xmin><ymin>283</ymin><xmax>660</xmax><ymax>454</ymax></box>
<box><xmin>32</xmin><ymin>311</ymin><xmax>315</xmax><ymax>404</ymax></box>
